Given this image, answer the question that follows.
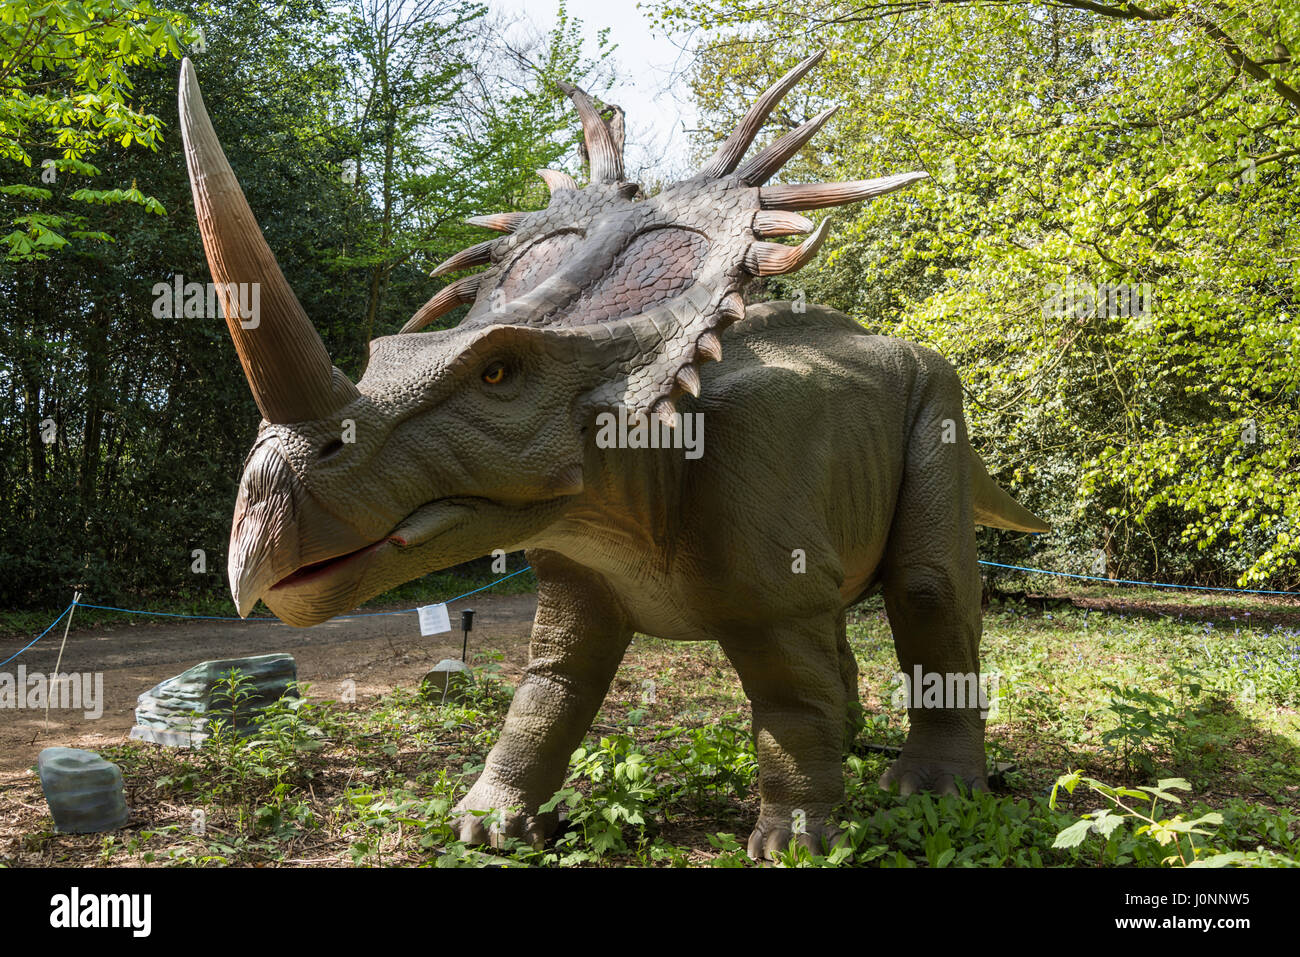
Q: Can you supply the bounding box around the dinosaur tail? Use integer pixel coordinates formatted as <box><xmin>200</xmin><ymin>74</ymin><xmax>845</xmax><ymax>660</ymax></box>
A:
<box><xmin>968</xmin><ymin>446</ymin><xmax>1050</xmax><ymax>533</ymax></box>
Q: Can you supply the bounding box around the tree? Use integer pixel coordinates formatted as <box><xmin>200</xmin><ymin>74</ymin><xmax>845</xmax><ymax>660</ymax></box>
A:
<box><xmin>335</xmin><ymin>0</ymin><xmax>615</xmax><ymax>351</ymax></box>
<box><xmin>0</xmin><ymin>0</ymin><xmax>372</xmax><ymax>607</ymax></box>
<box><xmin>0</xmin><ymin>0</ymin><xmax>197</xmax><ymax>259</ymax></box>
<box><xmin>651</xmin><ymin>0</ymin><xmax>1299</xmax><ymax>587</ymax></box>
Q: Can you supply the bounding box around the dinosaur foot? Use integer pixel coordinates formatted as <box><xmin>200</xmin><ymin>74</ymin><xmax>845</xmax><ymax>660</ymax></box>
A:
<box><xmin>878</xmin><ymin>754</ymin><xmax>988</xmax><ymax>796</ymax></box>
<box><xmin>452</xmin><ymin>784</ymin><xmax>556</xmax><ymax>850</ymax></box>
<box><xmin>746</xmin><ymin>809</ymin><xmax>843</xmax><ymax>862</ymax></box>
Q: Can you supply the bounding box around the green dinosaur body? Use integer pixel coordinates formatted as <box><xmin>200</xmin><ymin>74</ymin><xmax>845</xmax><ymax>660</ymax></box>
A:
<box><xmin>452</xmin><ymin>302</ymin><xmax>1044</xmax><ymax>856</ymax></box>
<box><xmin>179</xmin><ymin>51</ymin><xmax>1047</xmax><ymax>859</ymax></box>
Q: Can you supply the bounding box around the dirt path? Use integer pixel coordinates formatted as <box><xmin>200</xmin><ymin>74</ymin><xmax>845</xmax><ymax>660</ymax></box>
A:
<box><xmin>0</xmin><ymin>594</ymin><xmax>538</xmax><ymax>778</ymax></box>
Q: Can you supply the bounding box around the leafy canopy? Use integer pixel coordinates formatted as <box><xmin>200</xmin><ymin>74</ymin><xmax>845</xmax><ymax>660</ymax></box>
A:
<box><xmin>651</xmin><ymin>0</ymin><xmax>1299</xmax><ymax>587</ymax></box>
<box><xmin>0</xmin><ymin>0</ymin><xmax>196</xmax><ymax>258</ymax></box>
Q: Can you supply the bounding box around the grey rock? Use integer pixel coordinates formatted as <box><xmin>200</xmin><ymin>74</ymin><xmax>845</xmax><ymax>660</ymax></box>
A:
<box><xmin>38</xmin><ymin>747</ymin><xmax>129</xmax><ymax>834</ymax></box>
<box><xmin>421</xmin><ymin>658</ymin><xmax>475</xmax><ymax>703</ymax></box>
<box><xmin>130</xmin><ymin>653</ymin><xmax>297</xmax><ymax>747</ymax></box>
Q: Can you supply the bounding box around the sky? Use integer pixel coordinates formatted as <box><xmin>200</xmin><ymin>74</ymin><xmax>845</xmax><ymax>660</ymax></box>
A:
<box><xmin>487</xmin><ymin>0</ymin><xmax>701</xmax><ymax>177</ymax></box>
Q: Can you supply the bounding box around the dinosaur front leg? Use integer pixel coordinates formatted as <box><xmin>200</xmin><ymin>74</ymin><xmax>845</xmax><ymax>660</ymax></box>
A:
<box><xmin>721</xmin><ymin>614</ymin><xmax>847</xmax><ymax>861</ymax></box>
<box><xmin>454</xmin><ymin>549</ymin><xmax>631</xmax><ymax>848</ymax></box>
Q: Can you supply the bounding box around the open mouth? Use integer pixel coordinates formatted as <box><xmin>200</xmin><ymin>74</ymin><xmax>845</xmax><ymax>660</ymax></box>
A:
<box><xmin>270</xmin><ymin>539</ymin><xmax>386</xmax><ymax>590</ymax></box>
<box><xmin>267</xmin><ymin>497</ymin><xmax>484</xmax><ymax>592</ymax></box>
<box><xmin>261</xmin><ymin>492</ymin><xmax>570</xmax><ymax>604</ymax></box>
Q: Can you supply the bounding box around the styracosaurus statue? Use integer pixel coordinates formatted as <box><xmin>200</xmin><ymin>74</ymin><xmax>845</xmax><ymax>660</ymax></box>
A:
<box><xmin>179</xmin><ymin>51</ymin><xmax>1047</xmax><ymax>860</ymax></box>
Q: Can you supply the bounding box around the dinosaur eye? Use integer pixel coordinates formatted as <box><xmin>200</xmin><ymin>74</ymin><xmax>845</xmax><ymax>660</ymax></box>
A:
<box><xmin>481</xmin><ymin>361</ymin><xmax>508</xmax><ymax>385</ymax></box>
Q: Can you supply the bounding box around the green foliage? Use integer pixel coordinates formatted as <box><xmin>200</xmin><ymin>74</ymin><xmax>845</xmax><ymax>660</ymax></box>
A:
<box><xmin>1051</xmin><ymin>770</ymin><xmax>1299</xmax><ymax>867</ymax></box>
<box><xmin>36</xmin><ymin>595</ymin><xmax>1300</xmax><ymax>868</ymax></box>
<box><xmin>834</xmin><ymin>756</ymin><xmax>1069</xmax><ymax>867</ymax></box>
<box><xmin>652</xmin><ymin>0</ymin><xmax>1300</xmax><ymax>591</ymax></box>
<box><xmin>1</xmin><ymin>0</ymin><xmax>196</xmax><ymax>258</ymax></box>
<box><xmin>705</xmin><ymin>831</ymin><xmax>750</xmax><ymax>867</ymax></box>
<box><xmin>331</xmin><ymin>0</ymin><xmax>614</xmax><ymax>346</ymax></box>
<box><xmin>1197</xmin><ymin>623</ymin><xmax>1300</xmax><ymax>707</ymax></box>
<box><xmin>1100</xmin><ymin>666</ymin><xmax>1207</xmax><ymax>779</ymax></box>
<box><xmin>652</xmin><ymin>722</ymin><xmax>757</xmax><ymax>807</ymax></box>
<box><xmin>182</xmin><ymin>671</ymin><xmax>329</xmax><ymax>828</ymax></box>
<box><xmin>541</xmin><ymin>735</ymin><xmax>657</xmax><ymax>860</ymax></box>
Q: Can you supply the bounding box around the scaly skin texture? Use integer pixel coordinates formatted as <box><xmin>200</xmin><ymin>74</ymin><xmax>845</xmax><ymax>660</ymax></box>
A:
<box><xmin>455</xmin><ymin>302</ymin><xmax>997</xmax><ymax>857</ymax></box>
<box><xmin>180</xmin><ymin>52</ymin><xmax>1048</xmax><ymax>860</ymax></box>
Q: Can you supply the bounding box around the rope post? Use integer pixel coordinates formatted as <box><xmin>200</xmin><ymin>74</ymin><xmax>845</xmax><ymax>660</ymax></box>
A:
<box><xmin>45</xmin><ymin>590</ymin><xmax>82</xmax><ymax>731</ymax></box>
<box><xmin>460</xmin><ymin>608</ymin><xmax>474</xmax><ymax>664</ymax></box>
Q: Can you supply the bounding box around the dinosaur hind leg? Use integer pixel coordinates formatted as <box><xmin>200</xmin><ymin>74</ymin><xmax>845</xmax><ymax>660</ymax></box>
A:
<box><xmin>878</xmin><ymin>388</ymin><xmax>988</xmax><ymax>795</ymax></box>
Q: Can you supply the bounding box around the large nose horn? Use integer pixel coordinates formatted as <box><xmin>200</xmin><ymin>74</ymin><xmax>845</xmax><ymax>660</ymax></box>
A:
<box><xmin>179</xmin><ymin>58</ymin><xmax>357</xmax><ymax>423</ymax></box>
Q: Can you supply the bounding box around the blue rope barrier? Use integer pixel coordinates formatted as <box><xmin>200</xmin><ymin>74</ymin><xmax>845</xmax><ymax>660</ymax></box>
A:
<box><xmin>0</xmin><ymin>601</ymin><xmax>75</xmax><ymax>669</ymax></box>
<box><xmin>4</xmin><ymin>561</ymin><xmax>1293</xmax><ymax>669</ymax></box>
<box><xmin>75</xmin><ymin>566</ymin><xmax>534</xmax><ymax>620</ymax></box>
<box><xmin>71</xmin><ymin>603</ymin><xmax>273</xmax><ymax>622</ymax></box>
<box><xmin>1</xmin><ymin>566</ymin><xmax>535</xmax><ymax>664</ymax></box>
<box><xmin>978</xmin><ymin>560</ymin><xmax>1295</xmax><ymax>596</ymax></box>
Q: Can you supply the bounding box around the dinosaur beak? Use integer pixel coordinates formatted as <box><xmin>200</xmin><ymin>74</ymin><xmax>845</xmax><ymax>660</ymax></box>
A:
<box><xmin>179</xmin><ymin>58</ymin><xmax>358</xmax><ymax>424</ymax></box>
<box><xmin>229</xmin><ymin>438</ymin><xmax>378</xmax><ymax>620</ymax></box>
<box><xmin>228</xmin><ymin>440</ymin><xmax>301</xmax><ymax>618</ymax></box>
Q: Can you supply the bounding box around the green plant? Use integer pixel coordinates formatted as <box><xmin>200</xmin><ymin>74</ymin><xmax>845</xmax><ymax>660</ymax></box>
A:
<box><xmin>1100</xmin><ymin>682</ymin><xmax>1179</xmax><ymax>779</ymax></box>
<box><xmin>653</xmin><ymin>723</ymin><xmax>757</xmax><ymax>808</ymax></box>
<box><xmin>1052</xmin><ymin>772</ymin><xmax>1225</xmax><ymax>866</ymax></box>
<box><xmin>1097</xmin><ymin>665</ymin><xmax>1212</xmax><ymax>780</ymax></box>
<box><xmin>190</xmin><ymin>675</ymin><xmax>329</xmax><ymax>829</ymax></box>
<box><xmin>706</xmin><ymin>832</ymin><xmax>750</xmax><ymax>867</ymax></box>
<box><xmin>837</xmin><ymin>756</ymin><xmax>1074</xmax><ymax>867</ymax></box>
<box><xmin>206</xmin><ymin>669</ymin><xmax>259</xmax><ymax>734</ymax></box>
<box><xmin>541</xmin><ymin>735</ymin><xmax>657</xmax><ymax>861</ymax></box>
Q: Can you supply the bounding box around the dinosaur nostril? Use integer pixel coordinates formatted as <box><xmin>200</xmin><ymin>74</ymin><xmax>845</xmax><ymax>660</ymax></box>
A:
<box><xmin>318</xmin><ymin>438</ymin><xmax>345</xmax><ymax>461</ymax></box>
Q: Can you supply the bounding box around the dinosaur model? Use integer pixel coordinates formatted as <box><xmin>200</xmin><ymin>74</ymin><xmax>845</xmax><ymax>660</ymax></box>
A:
<box><xmin>179</xmin><ymin>51</ymin><xmax>1047</xmax><ymax>860</ymax></box>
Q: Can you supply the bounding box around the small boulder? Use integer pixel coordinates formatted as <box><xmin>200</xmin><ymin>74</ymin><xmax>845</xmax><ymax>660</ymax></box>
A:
<box><xmin>421</xmin><ymin>658</ymin><xmax>475</xmax><ymax>702</ymax></box>
<box><xmin>37</xmin><ymin>747</ymin><xmax>129</xmax><ymax>834</ymax></box>
<box><xmin>130</xmin><ymin>653</ymin><xmax>297</xmax><ymax>747</ymax></box>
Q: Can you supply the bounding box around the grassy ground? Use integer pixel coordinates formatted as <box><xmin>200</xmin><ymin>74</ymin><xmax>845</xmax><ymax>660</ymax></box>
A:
<box><xmin>3</xmin><ymin>586</ymin><xmax>1298</xmax><ymax>868</ymax></box>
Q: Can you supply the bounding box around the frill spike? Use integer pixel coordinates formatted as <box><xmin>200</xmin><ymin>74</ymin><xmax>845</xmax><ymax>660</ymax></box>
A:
<box><xmin>718</xmin><ymin>291</ymin><xmax>746</xmax><ymax>324</ymax></box>
<box><xmin>401</xmin><ymin>274</ymin><xmax>482</xmax><ymax>333</ymax></box>
<box><xmin>538</xmin><ymin>169</ymin><xmax>579</xmax><ymax>193</ymax></box>
<box><xmin>557</xmin><ymin>81</ymin><xmax>625</xmax><ymax>184</ymax></box>
<box><xmin>698</xmin><ymin>50</ymin><xmax>826</xmax><ymax>180</ymax></box>
<box><xmin>759</xmin><ymin>172</ymin><xmax>929</xmax><ymax>211</ymax></box>
<box><xmin>753</xmin><ymin>210</ymin><xmax>815</xmax><ymax>237</ymax></box>
<box><xmin>654</xmin><ymin>397</ymin><xmax>677</xmax><ymax>427</ymax></box>
<box><xmin>697</xmin><ymin>331</ymin><xmax>723</xmax><ymax>362</ymax></box>
<box><xmin>675</xmin><ymin>365</ymin><xmax>701</xmax><ymax>397</ymax></box>
<box><xmin>742</xmin><ymin>219</ymin><xmax>831</xmax><ymax>276</ymax></box>
<box><xmin>430</xmin><ymin>239</ymin><xmax>496</xmax><ymax>278</ymax></box>
<box><xmin>466</xmin><ymin>212</ymin><xmax>528</xmax><ymax>233</ymax></box>
<box><xmin>736</xmin><ymin>106</ymin><xmax>838</xmax><ymax>186</ymax></box>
